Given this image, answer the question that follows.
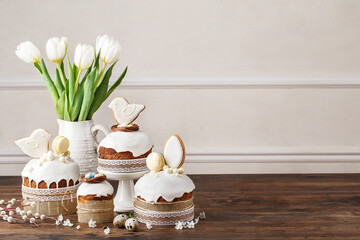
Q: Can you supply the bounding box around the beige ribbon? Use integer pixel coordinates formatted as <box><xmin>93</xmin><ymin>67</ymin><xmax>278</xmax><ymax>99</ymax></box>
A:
<box><xmin>77</xmin><ymin>200</ymin><xmax>114</xmax><ymax>224</ymax></box>
<box><xmin>134</xmin><ymin>198</ymin><xmax>194</xmax><ymax>212</ymax></box>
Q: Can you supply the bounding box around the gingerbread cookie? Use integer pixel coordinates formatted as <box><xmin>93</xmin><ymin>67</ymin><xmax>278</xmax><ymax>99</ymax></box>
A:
<box><xmin>163</xmin><ymin>135</ymin><xmax>185</xmax><ymax>169</ymax></box>
<box><xmin>108</xmin><ymin>97</ymin><xmax>145</xmax><ymax>126</ymax></box>
<box><xmin>15</xmin><ymin>129</ymin><xmax>51</xmax><ymax>158</ymax></box>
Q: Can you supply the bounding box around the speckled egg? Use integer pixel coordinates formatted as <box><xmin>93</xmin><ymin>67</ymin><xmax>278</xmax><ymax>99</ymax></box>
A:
<box><xmin>113</xmin><ymin>214</ymin><xmax>128</xmax><ymax>228</ymax></box>
<box><xmin>125</xmin><ymin>218</ymin><xmax>139</xmax><ymax>232</ymax></box>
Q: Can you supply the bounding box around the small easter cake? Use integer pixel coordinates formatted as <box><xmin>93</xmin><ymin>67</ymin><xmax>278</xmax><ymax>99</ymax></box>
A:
<box><xmin>15</xmin><ymin>129</ymin><xmax>80</xmax><ymax>216</ymax></box>
<box><xmin>77</xmin><ymin>172</ymin><xmax>114</xmax><ymax>223</ymax></box>
<box><xmin>97</xmin><ymin>97</ymin><xmax>153</xmax><ymax>173</ymax></box>
<box><xmin>134</xmin><ymin>135</ymin><xmax>195</xmax><ymax>225</ymax></box>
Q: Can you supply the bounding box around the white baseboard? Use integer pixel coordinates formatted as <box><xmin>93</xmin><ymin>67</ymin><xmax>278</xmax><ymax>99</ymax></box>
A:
<box><xmin>2</xmin><ymin>149</ymin><xmax>360</xmax><ymax>175</ymax></box>
<box><xmin>2</xmin><ymin>73</ymin><xmax>360</xmax><ymax>89</ymax></box>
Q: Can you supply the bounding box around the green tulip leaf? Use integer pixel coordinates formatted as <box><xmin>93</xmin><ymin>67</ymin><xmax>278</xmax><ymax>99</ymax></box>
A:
<box><xmin>60</xmin><ymin>61</ymin><xmax>65</xmax><ymax>76</ymax></box>
<box><xmin>78</xmin><ymin>68</ymin><xmax>96</xmax><ymax>121</ymax></box>
<box><xmin>94</xmin><ymin>50</ymin><xmax>101</xmax><ymax>70</ymax></box>
<box><xmin>87</xmin><ymin>63</ymin><xmax>116</xmax><ymax>119</ymax></box>
<box><xmin>33</xmin><ymin>62</ymin><xmax>42</xmax><ymax>74</ymax></box>
<box><xmin>64</xmin><ymin>81</ymin><xmax>71</xmax><ymax>121</ymax></box>
<box><xmin>106</xmin><ymin>66</ymin><xmax>128</xmax><ymax>99</ymax></box>
<box><xmin>54</xmin><ymin>69</ymin><xmax>64</xmax><ymax>96</ymax></box>
<box><xmin>39</xmin><ymin>59</ymin><xmax>59</xmax><ymax>107</ymax></box>
<box><xmin>70</xmin><ymin>83</ymin><xmax>84</xmax><ymax>121</ymax></box>
<box><xmin>56</xmin><ymin>91</ymin><xmax>66</xmax><ymax>120</ymax></box>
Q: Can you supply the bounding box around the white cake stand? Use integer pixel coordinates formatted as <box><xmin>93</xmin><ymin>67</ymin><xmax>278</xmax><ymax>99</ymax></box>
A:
<box><xmin>97</xmin><ymin>169</ymin><xmax>149</xmax><ymax>212</ymax></box>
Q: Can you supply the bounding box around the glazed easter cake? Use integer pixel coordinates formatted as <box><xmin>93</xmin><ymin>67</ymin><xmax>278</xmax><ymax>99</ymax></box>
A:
<box><xmin>97</xmin><ymin>97</ymin><xmax>153</xmax><ymax>173</ymax></box>
<box><xmin>15</xmin><ymin>130</ymin><xmax>80</xmax><ymax>216</ymax></box>
<box><xmin>77</xmin><ymin>172</ymin><xmax>114</xmax><ymax>223</ymax></box>
<box><xmin>134</xmin><ymin>135</ymin><xmax>195</xmax><ymax>225</ymax></box>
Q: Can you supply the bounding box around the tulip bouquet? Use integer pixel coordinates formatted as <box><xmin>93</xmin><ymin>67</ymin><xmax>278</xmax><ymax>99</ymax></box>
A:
<box><xmin>15</xmin><ymin>35</ymin><xmax>127</xmax><ymax>121</ymax></box>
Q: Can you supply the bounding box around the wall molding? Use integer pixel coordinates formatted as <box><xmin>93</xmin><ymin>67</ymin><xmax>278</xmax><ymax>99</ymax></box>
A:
<box><xmin>2</xmin><ymin>149</ymin><xmax>360</xmax><ymax>175</ymax></box>
<box><xmin>2</xmin><ymin>149</ymin><xmax>360</xmax><ymax>164</ymax></box>
<box><xmin>2</xmin><ymin>73</ymin><xmax>360</xmax><ymax>89</ymax></box>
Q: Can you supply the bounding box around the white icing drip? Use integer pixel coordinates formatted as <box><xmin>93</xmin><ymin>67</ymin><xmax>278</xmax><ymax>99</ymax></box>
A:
<box><xmin>21</xmin><ymin>154</ymin><xmax>80</xmax><ymax>188</ymax></box>
<box><xmin>134</xmin><ymin>171</ymin><xmax>195</xmax><ymax>202</ymax></box>
<box><xmin>99</xmin><ymin>131</ymin><xmax>153</xmax><ymax>157</ymax></box>
<box><xmin>77</xmin><ymin>181</ymin><xmax>114</xmax><ymax>197</ymax></box>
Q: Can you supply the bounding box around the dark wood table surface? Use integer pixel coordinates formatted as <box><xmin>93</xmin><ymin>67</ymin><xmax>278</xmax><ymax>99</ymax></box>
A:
<box><xmin>1</xmin><ymin>174</ymin><xmax>360</xmax><ymax>239</ymax></box>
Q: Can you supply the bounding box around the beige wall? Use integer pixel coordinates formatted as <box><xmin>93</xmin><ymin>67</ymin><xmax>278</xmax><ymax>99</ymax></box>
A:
<box><xmin>2</xmin><ymin>88</ymin><xmax>360</xmax><ymax>151</ymax></box>
<box><xmin>1</xmin><ymin>0</ymin><xmax>360</xmax><ymax>174</ymax></box>
<box><xmin>1</xmin><ymin>0</ymin><xmax>360</xmax><ymax>80</ymax></box>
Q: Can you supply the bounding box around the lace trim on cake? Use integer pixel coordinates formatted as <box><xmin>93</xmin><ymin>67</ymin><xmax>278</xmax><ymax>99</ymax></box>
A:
<box><xmin>98</xmin><ymin>158</ymin><xmax>146</xmax><ymax>166</ymax></box>
<box><xmin>136</xmin><ymin>215</ymin><xmax>194</xmax><ymax>226</ymax></box>
<box><xmin>135</xmin><ymin>205</ymin><xmax>194</xmax><ymax>225</ymax></box>
<box><xmin>98</xmin><ymin>166</ymin><xmax>148</xmax><ymax>173</ymax></box>
<box><xmin>134</xmin><ymin>205</ymin><xmax>194</xmax><ymax>218</ymax></box>
<box><xmin>22</xmin><ymin>184</ymin><xmax>79</xmax><ymax>201</ymax></box>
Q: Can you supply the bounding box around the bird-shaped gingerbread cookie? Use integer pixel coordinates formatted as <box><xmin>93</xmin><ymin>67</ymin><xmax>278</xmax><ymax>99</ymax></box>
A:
<box><xmin>15</xmin><ymin>129</ymin><xmax>51</xmax><ymax>158</ymax></box>
<box><xmin>108</xmin><ymin>97</ymin><xmax>145</xmax><ymax>126</ymax></box>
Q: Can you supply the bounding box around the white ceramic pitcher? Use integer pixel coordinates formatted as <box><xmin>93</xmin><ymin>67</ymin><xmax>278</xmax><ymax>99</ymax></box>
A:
<box><xmin>57</xmin><ymin>119</ymin><xmax>110</xmax><ymax>175</ymax></box>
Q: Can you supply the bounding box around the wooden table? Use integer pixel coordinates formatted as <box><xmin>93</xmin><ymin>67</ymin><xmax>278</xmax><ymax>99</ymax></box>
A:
<box><xmin>1</xmin><ymin>174</ymin><xmax>360</xmax><ymax>239</ymax></box>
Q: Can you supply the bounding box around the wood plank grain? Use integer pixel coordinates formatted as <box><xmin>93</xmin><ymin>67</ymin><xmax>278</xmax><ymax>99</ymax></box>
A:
<box><xmin>1</xmin><ymin>174</ymin><xmax>360</xmax><ymax>239</ymax></box>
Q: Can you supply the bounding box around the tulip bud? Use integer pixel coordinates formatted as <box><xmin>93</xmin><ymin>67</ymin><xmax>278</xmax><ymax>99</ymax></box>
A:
<box><xmin>96</xmin><ymin>34</ymin><xmax>121</xmax><ymax>64</ymax></box>
<box><xmin>46</xmin><ymin>37</ymin><xmax>67</xmax><ymax>63</ymax></box>
<box><xmin>15</xmin><ymin>41</ymin><xmax>41</xmax><ymax>64</ymax></box>
<box><xmin>74</xmin><ymin>44</ymin><xmax>95</xmax><ymax>70</ymax></box>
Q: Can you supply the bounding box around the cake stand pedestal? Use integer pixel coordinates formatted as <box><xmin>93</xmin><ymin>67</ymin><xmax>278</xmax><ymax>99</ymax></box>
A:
<box><xmin>98</xmin><ymin>170</ymin><xmax>149</xmax><ymax>212</ymax></box>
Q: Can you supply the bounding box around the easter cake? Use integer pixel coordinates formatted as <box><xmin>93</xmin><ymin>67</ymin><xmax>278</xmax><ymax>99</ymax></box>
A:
<box><xmin>15</xmin><ymin>129</ymin><xmax>80</xmax><ymax>216</ymax></box>
<box><xmin>97</xmin><ymin>97</ymin><xmax>153</xmax><ymax>173</ymax></box>
<box><xmin>134</xmin><ymin>135</ymin><xmax>195</xmax><ymax>225</ymax></box>
<box><xmin>77</xmin><ymin>172</ymin><xmax>114</xmax><ymax>223</ymax></box>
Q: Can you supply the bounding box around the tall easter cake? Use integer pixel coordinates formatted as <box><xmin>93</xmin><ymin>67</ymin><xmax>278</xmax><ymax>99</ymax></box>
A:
<box><xmin>77</xmin><ymin>172</ymin><xmax>114</xmax><ymax>223</ymax></box>
<box><xmin>15</xmin><ymin>130</ymin><xmax>80</xmax><ymax>216</ymax></box>
<box><xmin>97</xmin><ymin>97</ymin><xmax>153</xmax><ymax>173</ymax></box>
<box><xmin>134</xmin><ymin>135</ymin><xmax>195</xmax><ymax>225</ymax></box>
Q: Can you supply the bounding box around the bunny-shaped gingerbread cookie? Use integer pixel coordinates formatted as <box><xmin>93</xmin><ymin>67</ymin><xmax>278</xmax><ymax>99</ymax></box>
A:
<box><xmin>146</xmin><ymin>134</ymin><xmax>185</xmax><ymax>173</ymax></box>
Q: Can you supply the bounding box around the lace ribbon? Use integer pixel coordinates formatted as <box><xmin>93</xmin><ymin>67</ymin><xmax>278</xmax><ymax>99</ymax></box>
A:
<box><xmin>98</xmin><ymin>166</ymin><xmax>148</xmax><ymax>173</ymax></box>
<box><xmin>134</xmin><ymin>205</ymin><xmax>194</xmax><ymax>225</ymax></box>
<box><xmin>98</xmin><ymin>158</ymin><xmax>146</xmax><ymax>166</ymax></box>
<box><xmin>134</xmin><ymin>198</ymin><xmax>193</xmax><ymax>212</ymax></box>
<box><xmin>22</xmin><ymin>184</ymin><xmax>79</xmax><ymax>202</ymax></box>
<box><xmin>136</xmin><ymin>216</ymin><xmax>194</xmax><ymax>226</ymax></box>
<box><xmin>77</xmin><ymin>206</ymin><xmax>113</xmax><ymax>214</ymax></box>
<box><xmin>98</xmin><ymin>158</ymin><xmax>148</xmax><ymax>173</ymax></box>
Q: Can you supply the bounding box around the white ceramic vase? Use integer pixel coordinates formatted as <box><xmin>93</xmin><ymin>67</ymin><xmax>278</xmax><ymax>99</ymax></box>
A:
<box><xmin>57</xmin><ymin>119</ymin><xmax>110</xmax><ymax>175</ymax></box>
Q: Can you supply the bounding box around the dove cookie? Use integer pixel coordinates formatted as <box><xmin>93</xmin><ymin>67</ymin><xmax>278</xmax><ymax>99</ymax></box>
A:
<box><xmin>15</xmin><ymin>129</ymin><xmax>51</xmax><ymax>158</ymax></box>
<box><xmin>97</xmin><ymin>97</ymin><xmax>153</xmax><ymax>174</ymax></box>
<box><xmin>15</xmin><ymin>129</ymin><xmax>80</xmax><ymax>216</ymax></box>
<box><xmin>108</xmin><ymin>97</ymin><xmax>145</xmax><ymax>126</ymax></box>
<box><xmin>134</xmin><ymin>134</ymin><xmax>195</xmax><ymax>225</ymax></box>
<box><xmin>77</xmin><ymin>173</ymin><xmax>114</xmax><ymax>223</ymax></box>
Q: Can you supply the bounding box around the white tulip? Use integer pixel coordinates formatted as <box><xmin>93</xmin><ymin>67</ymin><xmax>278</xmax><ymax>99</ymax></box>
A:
<box><xmin>46</xmin><ymin>37</ymin><xmax>67</xmax><ymax>62</ymax></box>
<box><xmin>96</xmin><ymin>34</ymin><xmax>121</xmax><ymax>64</ymax></box>
<box><xmin>74</xmin><ymin>44</ymin><xmax>94</xmax><ymax>70</ymax></box>
<box><xmin>15</xmin><ymin>41</ymin><xmax>41</xmax><ymax>64</ymax></box>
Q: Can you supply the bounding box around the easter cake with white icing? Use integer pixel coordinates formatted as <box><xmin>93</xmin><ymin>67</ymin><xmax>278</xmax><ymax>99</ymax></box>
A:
<box><xmin>77</xmin><ymin>172</ymin><xmax>114</xmax><ymax>223</ymax></box>
<box><xmin>134</xmin><ymin>135</ymin><xmax>195</xmax><ymax>225</ymax></box>
<box><xmin>97</xmin><ymin>97</ymin><xmax>153</xmax><ymax>173</ymax></box>
<box><xmin>15</xmin><ymin>130</ymin><xmax>80</xmax><ymax>216</ymax></box>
